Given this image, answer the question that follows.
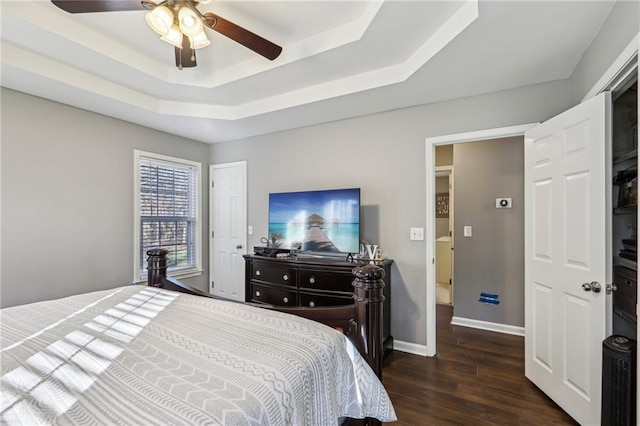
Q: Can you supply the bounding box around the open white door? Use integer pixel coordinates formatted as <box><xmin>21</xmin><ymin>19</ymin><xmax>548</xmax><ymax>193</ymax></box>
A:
<box><xmin>210</xmin><ymin>162</ymin><xmax>247</xmax><ymax>301</ymax></box>
<box><xmin>524</xmin><ymin>92</ymin><xmax>611</xmax><ymax>425</ymax></box>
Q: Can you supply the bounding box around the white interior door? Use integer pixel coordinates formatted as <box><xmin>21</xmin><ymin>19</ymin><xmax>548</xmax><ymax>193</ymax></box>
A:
<box><xmin>210</xmin><ymin>162</ymin><xmax>247</xmax><ymax>301</ymax></box>
<box><xmin>524</xmin><ymin>92</ymin><xmax>611</xmax><ymax>425</ymax></box>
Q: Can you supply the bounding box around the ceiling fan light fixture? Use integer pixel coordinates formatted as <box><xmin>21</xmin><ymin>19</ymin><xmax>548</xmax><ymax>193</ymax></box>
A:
<box><xmin>160</xmin><ymin>24</ymin><xmax>183</xmax><ymax>48</ymax></box>
<box><xmin>189</xmin><ymin>31</ymin><xmax>210</xmax><ymax>49</ymax></box>
<box><xmin>178</xmin><ymin>6</ymin><xmax>203</xmax><ymax>37</ymax></box>
<box><xmin>145</xmin><ymin>5</ymin><xmax>173</xmax><ymax>36</ymax></box>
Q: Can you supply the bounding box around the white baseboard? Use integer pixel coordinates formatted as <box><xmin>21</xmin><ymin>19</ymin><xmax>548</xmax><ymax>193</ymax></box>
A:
<box><xmin>392</xmin><ymin>318</ymin><xmax>523</xmax><ymax>357</ymax></box>
<box><xmin>451</xmin><ymin>316</ymin><xmax>525</xmax><ymax>336</ymax></box>
<box><xmin>393</xmin><ymin>340</ymin><xmax>429</xmax><ymax>356</ymax></box>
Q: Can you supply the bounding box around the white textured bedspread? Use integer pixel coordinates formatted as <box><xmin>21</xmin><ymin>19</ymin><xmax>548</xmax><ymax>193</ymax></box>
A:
<box><xmin>0</xmin><ymin>286</ymin><xmax>396</xmax><ymax>425</ymax></box>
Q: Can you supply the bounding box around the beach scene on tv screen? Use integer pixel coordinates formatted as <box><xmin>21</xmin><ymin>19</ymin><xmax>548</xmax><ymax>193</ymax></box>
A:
<box><xmin>269</xmin><ymin>188</ymin><xmax>360</xmax><ymax>253</ymax></box>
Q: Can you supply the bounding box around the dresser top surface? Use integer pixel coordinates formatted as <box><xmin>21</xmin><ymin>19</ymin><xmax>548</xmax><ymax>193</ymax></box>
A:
<box><xmin>244</xmin><ymin>254</ymin><xmax>392</xmax><ymax>268</ymax></box>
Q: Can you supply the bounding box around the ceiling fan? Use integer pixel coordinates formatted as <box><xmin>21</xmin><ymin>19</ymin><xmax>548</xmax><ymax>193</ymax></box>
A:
<box><xmin>51</xmin><ymin>0</ymin><xmax>283</xmax><ymax>69</ymax></box>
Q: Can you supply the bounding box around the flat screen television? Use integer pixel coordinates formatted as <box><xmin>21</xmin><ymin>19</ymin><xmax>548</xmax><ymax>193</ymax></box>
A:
<box><xmin>268</xmin><ymin>188</ymin><xmax>360</xmax><ymax>255</ymax></box>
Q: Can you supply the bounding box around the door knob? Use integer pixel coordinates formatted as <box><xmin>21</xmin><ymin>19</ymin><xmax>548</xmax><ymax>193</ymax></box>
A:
<box><xmin>606</xmin><ymin>283</ymin><xmax>617</xmax><ymax>294</ymax></box>
<box><xmin>582</xmin><ymin>281</ymin><xmax>602</xmax><ymax>293</ymax></box>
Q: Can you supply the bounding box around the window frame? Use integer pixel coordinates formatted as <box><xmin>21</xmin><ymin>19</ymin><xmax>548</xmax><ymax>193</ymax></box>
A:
<box><xmin>133</xmin><ymin>150</ymin><xmax>203</xmax><ymax>283</ymax></box>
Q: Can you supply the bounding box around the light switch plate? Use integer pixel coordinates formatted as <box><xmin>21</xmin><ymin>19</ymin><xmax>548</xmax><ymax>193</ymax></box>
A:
<box><xmin>410</xmin><ymin>227</ymin><xmax>424</xmax><ymax>241</ymax></box>
<box><xmin>248</xmin><ymin>225</ymin><xmax>253</xmax><ymax>235</ymax></box>
<box><xmin>464</xmin><ymin>226</ymin><xmax>472</xmax><ymax>237</ymax></box>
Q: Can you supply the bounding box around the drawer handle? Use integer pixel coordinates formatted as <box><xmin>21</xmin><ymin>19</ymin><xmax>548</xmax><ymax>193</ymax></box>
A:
<box><xmin>283</xmin><ymin>297</ymin><xmax>289</xmax><ymax>303</ymax></box>
<box><xmin>309</xmin><ymin>276</ymin><xmax>316</xmax><ymax>284</ymax></box>
<box><xmin>255</xmin><ymin>290</ymin><xmax>261</xmax><ymax>297</ymax></box>
<box><xmin>309</xmin><ymin>301</ymin><xmax>315</xmax><ymax>308</ymax></box>
<box><xmin>283</xmin><ymin>274</ymin><xmax>289</xmax><ymax>281</ymax></box>
<box><xmin>256</xmin><ymin>270</ymin><xmax>261</xmax><ymax>276</ymax></box>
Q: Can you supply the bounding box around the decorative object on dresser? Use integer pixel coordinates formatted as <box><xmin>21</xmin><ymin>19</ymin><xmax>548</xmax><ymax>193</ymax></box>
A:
<box><xmin>244</xmin><ymin>254</ymin><xmax>394</xmax><ymax>358</ymax></box>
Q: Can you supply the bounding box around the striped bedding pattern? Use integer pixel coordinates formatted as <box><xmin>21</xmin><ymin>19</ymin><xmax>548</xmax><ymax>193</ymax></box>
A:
<box><xmin>0</xmin><ymin>285</ymin><xmax>396</xmax><ymax>425</ymax></box>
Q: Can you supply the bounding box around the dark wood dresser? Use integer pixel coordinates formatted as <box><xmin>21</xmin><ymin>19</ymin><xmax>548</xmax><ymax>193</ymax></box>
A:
<box><xmin>244</xmin><ymin>254</ymin><xmax>393</xmax><ymax>356</ymax></box>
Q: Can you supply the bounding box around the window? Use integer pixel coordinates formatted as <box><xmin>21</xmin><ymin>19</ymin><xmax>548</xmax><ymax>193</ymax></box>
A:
<box><xmin>134</xmin><ymin>150</ymin><xmax>202</xmax><ymax>282</ymax></box>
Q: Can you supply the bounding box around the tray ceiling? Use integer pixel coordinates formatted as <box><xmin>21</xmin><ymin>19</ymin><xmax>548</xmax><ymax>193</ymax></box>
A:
<box><xmin>1</xmin><ymin>0</ymin><xmax>615</xmax><ymax>143</ymax></box>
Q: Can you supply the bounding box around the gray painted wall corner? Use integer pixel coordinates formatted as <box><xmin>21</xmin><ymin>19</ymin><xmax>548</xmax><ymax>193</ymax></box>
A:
<box><xmin>453</xmin><ymin>137</ymin><xmax>525</xmax><ymax>327</ymax></box>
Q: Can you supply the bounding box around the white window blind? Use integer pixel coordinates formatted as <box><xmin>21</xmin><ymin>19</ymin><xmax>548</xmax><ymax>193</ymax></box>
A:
<box><xmin>135</xmin><ymin>152</ymin><xmax>201</xmax><ymax>281</ymax></box>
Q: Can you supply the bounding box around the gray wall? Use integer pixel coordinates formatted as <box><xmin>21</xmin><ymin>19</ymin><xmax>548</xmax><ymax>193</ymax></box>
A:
<box><xmin>435</xmin><ymin>145</ymin><xmax>453</xmax><ymax>167</ymax></box>
<box><xmin>453</xmin><ymin>137</ymin><xmax>524</xmax><ymax>327</ymax></box>
<box><xmin>1</xmin><ymin>89</ymin><xmax>210</xmax><ymax>308</ymax></box>
<box><xmin>569</xmin><ymin>0</ymin><xmax>639</xmax><ymax>105</ymax></box>
<box><xmin>210</xmin><ymin>80</ymin><xmax>571</xmax><ymax>345</ymax></box>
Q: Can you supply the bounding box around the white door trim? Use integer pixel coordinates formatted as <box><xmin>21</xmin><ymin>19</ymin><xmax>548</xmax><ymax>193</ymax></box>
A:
<box><xmin>424</xmin><ymin>123</ymin><xmax>537</xmax><ymax>356</ymax></box>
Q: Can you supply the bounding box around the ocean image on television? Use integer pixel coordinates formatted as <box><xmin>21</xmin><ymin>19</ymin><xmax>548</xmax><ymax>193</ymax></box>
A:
<box><xmin>268</xmin><ymin>188</ymin><xmax>360</xmax><ymax>254</ymax></box>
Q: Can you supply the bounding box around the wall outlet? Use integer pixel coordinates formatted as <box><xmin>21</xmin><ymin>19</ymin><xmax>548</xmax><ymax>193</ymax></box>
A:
<box><xmin>410</xmin><ymin>227</ymin><xmax>424</xmax><ymax>241</ymax></box>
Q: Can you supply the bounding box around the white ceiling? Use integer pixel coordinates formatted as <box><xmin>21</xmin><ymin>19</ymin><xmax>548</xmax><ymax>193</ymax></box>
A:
<box><xmin>1</xmin><ymin>0</ymin><xmax>615</xmax><ymax>143</ymax></box>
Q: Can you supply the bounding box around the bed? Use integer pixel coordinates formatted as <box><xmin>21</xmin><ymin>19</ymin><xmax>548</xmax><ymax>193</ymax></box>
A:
<box><xmin>0</xmin><ymin>249</ymin><xmax>396</xmax><ymax>425</ymax></box>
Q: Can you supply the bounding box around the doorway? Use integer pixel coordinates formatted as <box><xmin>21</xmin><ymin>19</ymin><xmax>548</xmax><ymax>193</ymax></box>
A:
<box><xmin>425</xmin><ymin>125</ymin><xmax>535</xmax><ymax>356</ymax></box>
<box><xmin>611</xmin><ymin>79</ymin><xmax>638</xmax><ymax>342</ymax></box>
<box><xmin>434</xmin><ymin>161</ymin><xmax>453</xmax><ymax>306</ymax></box>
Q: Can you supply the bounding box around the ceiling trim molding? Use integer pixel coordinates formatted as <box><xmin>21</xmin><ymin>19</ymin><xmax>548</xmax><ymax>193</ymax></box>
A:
<box><xmin>2</xmin><ymin>0</ymin><xmax>477</xmax><ymax>121</ymax></box>
<box><xmin>168</xmin><ymin>1</ymin><xmax>387</xmax><ymax>88</ymax></box>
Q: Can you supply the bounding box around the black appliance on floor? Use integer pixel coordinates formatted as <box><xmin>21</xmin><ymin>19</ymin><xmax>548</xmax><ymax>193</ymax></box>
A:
<box><xmin>601</xmin><ymin>335</ymin><xmax>636</xmax><ymax>426</ymax></box>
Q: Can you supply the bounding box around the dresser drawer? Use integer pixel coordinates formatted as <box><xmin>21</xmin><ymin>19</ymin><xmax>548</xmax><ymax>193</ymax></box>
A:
<box><xmin>300</xmin><ymin>291</ymin><xmax>353</xmax><ymax>307</ymax></box>
<box><xmin>299</xmin><ymin>268</ymin><xmax>353</xmax><ymax>293</ymax></box>
<box><xmin>251</xmin><ymin>262</ymin><xmax>297</xmax><ymax>287</ymax></box>
<box><xmin>250</xmin><ymin>283</ymin><xmax>297</xmax><ymax>306</ymax></box>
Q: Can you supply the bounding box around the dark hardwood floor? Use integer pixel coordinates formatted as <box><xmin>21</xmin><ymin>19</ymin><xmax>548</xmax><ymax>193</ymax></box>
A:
<box><xmin>381</xmin><ymin>304</ymin><xmax>578</xmax><ymax>425</ymax></box>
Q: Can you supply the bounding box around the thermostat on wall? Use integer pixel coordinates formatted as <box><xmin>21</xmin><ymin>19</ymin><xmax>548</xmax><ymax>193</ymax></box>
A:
<box><xmin>496</xmin><ymin>198</ymin><xmax>512</xmax><ymax>208</ymax></box>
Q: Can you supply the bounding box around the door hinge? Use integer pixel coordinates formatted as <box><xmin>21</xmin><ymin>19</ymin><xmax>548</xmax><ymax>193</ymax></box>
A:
<box><xmin>211</xmin><ymin>181</ymin><xmax>214</xmax><ymax>188</ymax></box>
<box><xmin>211</xmin><ymin>281</ymin><xmax>214</xmax><ymax>288</ymax></box>
<box><xmin>211</xmin><ymin>230</ymin><xmax>214</xmax><ymax>238</ymax></box>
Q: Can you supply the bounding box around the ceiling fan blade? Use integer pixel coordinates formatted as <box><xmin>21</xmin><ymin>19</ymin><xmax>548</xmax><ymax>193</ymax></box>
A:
<box><xmin>175</xmin><ymin>34</ymin><xmax>197</xmax><ymax>69</ymax></box>
<box><xmin>51</xmin><ymin>1</ymin><xmax>150</xmax><ymax>14</ymax></box>
<box><xmin>203</xmin><ymin>13</ymin><xmax>282</xmax><ymax>61</ymax></box>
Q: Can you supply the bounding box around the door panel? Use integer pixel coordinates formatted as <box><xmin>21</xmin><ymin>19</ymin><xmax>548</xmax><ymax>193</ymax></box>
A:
<box><xmin>210</xmin><ymin>162</ymin><xmax>246</xmax><ymax>301</ymax></box>
<box><xmin>532</xmin><ymin>282</ymin><xmax>553</xmax><ymax>371</ymax></box>
<box><xmin>525</xmin><ymin>91</ymin><xmax>611</xmax><ymax>425</ymax></box>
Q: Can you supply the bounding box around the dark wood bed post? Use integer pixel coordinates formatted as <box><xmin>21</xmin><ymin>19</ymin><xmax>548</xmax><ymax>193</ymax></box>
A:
<box><xmin>147</xmin><ymin>248</ymin><xmax>168</xmax><ymax>287</ymax></box>
<box><xmin>146</xmin><ymin>248</ymin><xmax>213</xmax><ymax>297</ymax></box>
<box><xmin>352</xmin><ymin>263</ymin><xmax>386</xmax><ymax>380</ymax></box>
<box><xmin>352</xmin><ymin>263</ymin><xmax>385</xmax><ymax>426</ymax></box>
